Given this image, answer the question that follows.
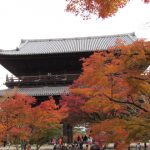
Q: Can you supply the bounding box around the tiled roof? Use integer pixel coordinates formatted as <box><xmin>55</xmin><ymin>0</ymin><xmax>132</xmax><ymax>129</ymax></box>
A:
<box><xmin>0</xmin><ymin>86</ymin><xmax>69</xmax><ymax>96</ymax></box>
<box><xmin>0</xmin><ymin>33</ymin><xmax>137</xmax><ymax>55</ymax></box>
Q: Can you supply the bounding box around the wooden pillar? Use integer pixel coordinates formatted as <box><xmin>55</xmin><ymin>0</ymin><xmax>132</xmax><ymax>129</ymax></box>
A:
<box><xmin>63</xmin><ymin>123</ymin><xmax>73</xmax><ymax>143</ymax></box>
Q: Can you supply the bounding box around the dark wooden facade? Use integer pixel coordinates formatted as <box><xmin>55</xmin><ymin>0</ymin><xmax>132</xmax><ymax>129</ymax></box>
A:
<box><xmin>0</xmin><ymin>52</ymin><xmax>92</xmax><ymax>77</ymax></box>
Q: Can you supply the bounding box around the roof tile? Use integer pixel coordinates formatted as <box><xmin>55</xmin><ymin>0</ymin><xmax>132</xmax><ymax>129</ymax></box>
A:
<box><xmin>0</xmin><ymin>86</ymin><xmax>69</xmax><ymax>96</ymax></box>
<box><xmin>0</xmin><ymin>33</ymin><xmax>137</xmax><ymax>55</ymax></box>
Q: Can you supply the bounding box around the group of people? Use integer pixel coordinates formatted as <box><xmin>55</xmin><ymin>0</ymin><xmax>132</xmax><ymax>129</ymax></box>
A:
<box><xmin>75</xmin><ymin>135</ymin><xmax>93</xmax><ymax>145</ymax></box>
<box><xmin>53</xmin><ymin>142</ymin><xmax>100</xmax><ymax>150</ymax></box>
<box><xmin>73</xmin><ymin>135</ymin><xmax>93</xmax><ymax>150</ymax></box>
<box><xmin>51</xmin><ymin>137</ymin><xmax>63</xmax><ymax>145</ymax></box>
<box><xmin>51</xmin><ymin>135</ymin><xmax>93</xmax><ymax>146</ymax></box>
<box><xmin>52</xmin><ymin>135</ymin><xmax>99</xmax><ymax>150</ymax></box>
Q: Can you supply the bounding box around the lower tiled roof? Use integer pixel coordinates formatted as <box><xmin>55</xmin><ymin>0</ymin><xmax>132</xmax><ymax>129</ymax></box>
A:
<box><xmin>0</xmin><ymin>86</ymin><xmax>69</xmax><ymax>96</ymax></box>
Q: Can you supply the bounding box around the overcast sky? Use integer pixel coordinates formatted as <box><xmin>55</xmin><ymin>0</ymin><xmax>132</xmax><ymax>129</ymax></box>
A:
<box><xmin>0</xmin><ymin>0</ymin><xmax>150</xmax><ymax>88</ymax></box>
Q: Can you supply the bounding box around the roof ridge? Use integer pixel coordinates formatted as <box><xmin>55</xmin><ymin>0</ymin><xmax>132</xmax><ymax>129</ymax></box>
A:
<box><xmin>21</xmin><ymin>32</ymin><xmax>136</xmax><ymax>43</ymax></box>
<box><xmin>128</xmin><ymin>33</ymin><xmax>137</xmax><ymax>41</ymax></box>
<box><xmin>19</xmin><ymin>40</ymin><xmax>29</xmax><ymax>49</ymax></box>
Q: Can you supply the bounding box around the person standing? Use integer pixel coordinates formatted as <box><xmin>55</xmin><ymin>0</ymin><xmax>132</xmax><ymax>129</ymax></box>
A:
<box><xmin>136</xmin><ymin>143</ymin><xmax>141</xmax><ymax>150</ymax></box>
<box><xmin>76</xmin><ymin>135</ymin><xmax>81</xmax><ymax>147</ymax></box>
<box><xmin>58</xmin><ymin>137</ymin><xmax>63</xmax><ymax>145</ymax></box>
<box><xmin>87</xmin><ymin>135</ymin><xmax>93</xmax><ymax>145</ymax></box>
<box><xmin>83</xmin><ymin>135</ymin><xmax>88</xmax><ymax>143</ymax></box>
<box><xmin>52</xmin><ymin>138</ymin><xmax>56</xmax><ymax>145</ymax></box>
<box><xmin>77</xmin><ymin>136</ymin><xmax>81</xmax><ymax>142</ymax></box>
<box><xmin>26</xmin><ymin>144</ymin><xmax>31</xmax><ymax>150</ymax></box>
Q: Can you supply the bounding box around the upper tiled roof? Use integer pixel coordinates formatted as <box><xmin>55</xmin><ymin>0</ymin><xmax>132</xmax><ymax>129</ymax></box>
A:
<box><xmin>0</xmin><ymin>86</ymin><xmax>69</xmax><ymax>96</ymax></box>
<box><xmin>0</xmin><ymin>33</ymin><xmax>137</xmax><ymax>55</ymax></box>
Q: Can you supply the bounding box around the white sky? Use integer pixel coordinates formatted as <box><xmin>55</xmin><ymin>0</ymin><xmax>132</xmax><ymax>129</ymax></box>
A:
<box><xmin>0</xmin><ymin>0</ymin><xmax>150</xmax><ymax>89</ymax></box>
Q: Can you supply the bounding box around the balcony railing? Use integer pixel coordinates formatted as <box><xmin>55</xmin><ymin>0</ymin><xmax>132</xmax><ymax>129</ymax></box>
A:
<box><xmin>5</xmin><ymin>73</ymin><xmax>80</xmax><ymax>86</ymax></box>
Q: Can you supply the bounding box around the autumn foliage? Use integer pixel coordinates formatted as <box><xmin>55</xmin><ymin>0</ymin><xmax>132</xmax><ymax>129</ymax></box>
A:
<box><xmin>0</xmin><ymin>93</ymin><xmax>67</xmax><ymax>148</ymax></box>
<box><xmin>91</xmin><ymin>119</ymin><xmax>128</xmax><ymax>148</ymax></box>
<box><xmin>66</xmin><ymin>0</ymin><xmax>150</xmax><ymax>19</ymax></box>
<box><xmin>0</xmin><ymin>94</ymin><xmax>35</xmax><ymax>142</ymax></box>
<box><xmin>70</xmin><ymin>40</ymin><xmax>150</xmax><ymax>147</ymax></box>
<box><xmin>60</xmin><ymin>94</ymin><xmax>93</xmax><ymax>125</ymax></box>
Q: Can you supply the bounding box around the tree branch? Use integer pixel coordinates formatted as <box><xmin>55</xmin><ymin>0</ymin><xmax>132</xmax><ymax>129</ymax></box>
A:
<box><xmin>130</xmin><ymin>76</ymin><xmax>150</xmax><ymax>83</ymax></box>
<box><xmin>104</xmin><ymin>94</ymin><xmax>148</xmax><ymax>112</ymax></box>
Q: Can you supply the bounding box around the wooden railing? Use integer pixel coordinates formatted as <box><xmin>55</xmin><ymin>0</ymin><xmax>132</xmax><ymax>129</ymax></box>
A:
<box><xmin>6</xmin><ymin>74</ymin><xmax>80</xmax><ymax>85</ymax></box>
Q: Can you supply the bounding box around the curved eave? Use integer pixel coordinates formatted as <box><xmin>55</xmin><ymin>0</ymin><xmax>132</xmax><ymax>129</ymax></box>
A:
<box><xmin>0</xmin><ymin>49</ymin><xmax>100</xmax><ymax>56</ymax></box>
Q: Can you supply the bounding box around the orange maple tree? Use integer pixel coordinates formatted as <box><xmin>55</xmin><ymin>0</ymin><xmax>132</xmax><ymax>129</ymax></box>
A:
<box><xmin>0</xmin><ymin>93</ymin><xmax>68</xmax><ymax>149</ymax></box>
<box><xmin>91</xmin><ymin>119</ymin><xmax>128</xmax><ymax>149</ymax></box>
<box><xmin>27</xmin><ymin>99</ymin><xmax>67</xmax><ymax>149</ymax></box>
<box><xmin>70</xmin><ymin>40</ymin><xmax>150</xmax><ymax>147</ymax></box>
<box><xmin>66</xmin><ymin>0</ymin><xmax>150</xmax><ymax>19</ymax></box>
<box><xmin>0</xmin><ymin>94</ymin><xmax>35</xmax><ymax>144</ymax></box>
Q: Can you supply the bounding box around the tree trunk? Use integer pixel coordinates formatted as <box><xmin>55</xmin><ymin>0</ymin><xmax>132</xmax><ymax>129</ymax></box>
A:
<box><xmin>63</xmin><ymin>123</ymin><xmax>73</xmax><ymax>143</ymax></box>
<box><xmin>21</xmin><ymin>141</ymin><xmax>27</xmax><ymax>150</ymax></box>
<box><xmin>36</xmin><ymin>144</ymin><xmax>41</xmax><ymax>150</ymax></box>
